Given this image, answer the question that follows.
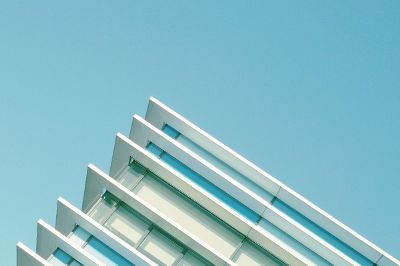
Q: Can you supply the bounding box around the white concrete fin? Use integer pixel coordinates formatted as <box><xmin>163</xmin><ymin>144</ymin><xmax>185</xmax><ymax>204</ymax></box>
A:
<box><xmin>56</xmin><ymin>197</ymin><xmax>158</xmax><ymax>266</ymax></box>
<box><xmin>17</xmin><ymin>242</ymin><xmax>50</xmax><ymax>266</ymax></box>
<box><xmin>36</xmin><ymin>220</ymin><xmax>105</xmax><ymax>266</ymax></box>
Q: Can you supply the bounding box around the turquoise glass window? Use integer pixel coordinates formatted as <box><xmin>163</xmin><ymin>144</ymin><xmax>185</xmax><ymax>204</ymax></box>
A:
<box><xmin>162</xmin><ymin>124</ymin><xmax>180</xmax><ymax>139</ymax></box>
<box><xmin>48</xmin><ymin>248</ymin><xmax>83</xmax><ymax>266</ymax></box>
<box><xmin>69</xmin><ymin>226</ymin><xmax>133</xmax><ymax>266</ymax></box>
<box><xmin>146</xmin><ymin>142</ymin><xmax>261</xmax><ymax>223</ymax></box>
<box><xmin>48</xmin><ymin>248</ymin><xmax>73</xmax><ymax>265</ymax></box>
<box><xmin>146</xmin><ymin>142</ymin><xmax>163</xmax><ymax>157</ymax></box>
<box><xmin>273</xmin><ymin>199</ymin><xmax>373</xmax><ymax>265</ymax></box>
<box><xmin>84</xmin><ymin>237</ymin><xmax>133</xmax><ymax>266</ymax></box>
<box><xmin>162</xmin><ymin>125</ymin><xmax>275</xmax><ymax>203</ymax></box>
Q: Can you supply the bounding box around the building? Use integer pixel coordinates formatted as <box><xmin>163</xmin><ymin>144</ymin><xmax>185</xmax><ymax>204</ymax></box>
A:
<box><xmin>17</xmin><ymin>97</ymin><xmax>399</xmax><ymax>266</ymax></box>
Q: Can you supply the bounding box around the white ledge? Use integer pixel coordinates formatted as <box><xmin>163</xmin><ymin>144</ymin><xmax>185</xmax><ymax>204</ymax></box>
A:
<box><xmin>36</xmin><ymin>220</ymin><xmax>104</xmax><ymax>266</ymax></box>
<box><xmin>56</xmin><ymin>198</ymin><xmax>157</xmax><ymax>266</ymax></box>
<box><xmin>17</xmin><ymin>242</ymin><xmax>50</xmax><ymax>266</ymax></box>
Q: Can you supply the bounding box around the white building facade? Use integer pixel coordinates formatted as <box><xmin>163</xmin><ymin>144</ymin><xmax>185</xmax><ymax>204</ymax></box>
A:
<box><xmin>17</xmin><ymin>97</ymin><xmax>399</xmax><ymax>266</ymax></box>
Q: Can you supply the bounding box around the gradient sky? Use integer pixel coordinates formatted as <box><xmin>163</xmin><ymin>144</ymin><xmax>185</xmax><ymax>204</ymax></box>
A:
<box><xmin>1</xmin><ymin>1</ymin><xmax>399</xmax><ymax>264</ymax></box>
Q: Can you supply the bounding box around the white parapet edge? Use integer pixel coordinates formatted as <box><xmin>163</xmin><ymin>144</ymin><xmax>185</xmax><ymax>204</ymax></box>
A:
<box><xmin>144</xmin><ymin>96</ymin><xmax>400</xmax><ymax>266</ymax></box>
<box><xmin>36</xmin><ymin>220</ymin><xmax>104</xmax><ymax>266</ymax></box>
<box><xmin>110</xmin><ymin>133</ymin><xmax>313</xmax><ymax>266</ymax></box>
<box><xmin>127</xmin><ymin>115</ymin><xmax>358</xmax><ymax>266</ymax></box>
<box><xmin>17</xmin><ymin>242</ymin><xmax>51</xmax><ymax>266</ymax></box>
<box><xmin>83</xmin><ymin>163</ymin><xmax>237</xmax><ymax>266</ymax></box>
<box><xmin>56</xmin><ymin>197</ymin><xmax>158</xmax><ymax>266</ymax></box>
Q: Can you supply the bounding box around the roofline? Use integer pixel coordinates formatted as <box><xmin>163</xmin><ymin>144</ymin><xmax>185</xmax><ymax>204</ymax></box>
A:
<box><xmin>144</xmin><ymin>96</ymin><xmax>399</xmax><ymax>265</ymax></box>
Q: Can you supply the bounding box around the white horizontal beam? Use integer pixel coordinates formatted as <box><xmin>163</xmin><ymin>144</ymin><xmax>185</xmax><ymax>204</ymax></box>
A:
<box><xmin>56</xmin><ymin>197</ymin><xmax>157</xmax><ymax>266</ymax></box>
<box><xmin>17</xmin><ymin>242</ymin><xmax>50</xmax><ymax>266</ymax></box>
<box><xmin>36</xmin><ymin>220</ymin><xmax>104</xmax><ymax>266</ymax></box>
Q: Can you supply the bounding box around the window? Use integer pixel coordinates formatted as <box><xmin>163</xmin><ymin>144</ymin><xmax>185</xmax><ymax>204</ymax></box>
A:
<box><xmin>48</xmin><ymin>248</ymin><xmax>82</xmax><ymax>266</ymax></box>
<box><xmin>118</xmin><ymin>161</ymin><xmax>146</xmax><ymax>189</ymax></box>
<box><xmin>104</xmin><ymin>204</ymin><xmax>151</xmax><ymax>246</ymax></box>
<box><xmin>176</xmin><ymin>251</ymin><xmax>212</xmax><ymax>266</ymax></box>
<box><xmin>88</xmin><ymin>192</ymin><xmax>119</xmax><ymax>224</ymax></box>
<box><xmin>162</xmin><ymin>125</ymin><xmax>274</xmax><ymax>203</ymax></box>
<box><xmin>146</xmin><ymin>143</ymin><xmax>261</xmax><ymax>223</ymax></box>
<box><xmin>138</xmin><ymin>229</ymin><xmax>184</xmax><ymax>265</ymax></box>
<box><xmin>84</xmin><ymin>237</ymin><xmax>132</xmax><ymax>266</ymax></box>
<box><xmin>68</xmin><ymin>226</ymin><xmax>132</xmax><ymax>266</ymax></box>
<box><xmin>132</xmin><ymin>172</ymin><xmax>244</xmax><ymax>258</ymax></box>
<box><xmin>87</xmin><ymin>190</ymin><xmax>212</xmax><ymax>265</ymax></box>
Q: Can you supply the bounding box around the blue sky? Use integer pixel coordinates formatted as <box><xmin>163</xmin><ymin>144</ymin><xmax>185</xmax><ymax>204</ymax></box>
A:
<box><xmin>1</xmin><ymin>1</ymin><xmax>399</xmax><ymax>264</ymax></box>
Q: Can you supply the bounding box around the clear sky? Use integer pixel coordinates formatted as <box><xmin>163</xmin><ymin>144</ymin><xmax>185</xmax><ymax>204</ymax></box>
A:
<box><xmin>1</xmin><ymin>1</ymin><xmax>399</xmax><ymax>264</ymax></box>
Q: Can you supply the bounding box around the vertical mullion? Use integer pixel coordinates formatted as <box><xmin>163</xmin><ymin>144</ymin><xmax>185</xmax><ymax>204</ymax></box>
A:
<box><xmin>80</xmin><ymin>235</ymin><xmax>93</xmax><ymax>249</ymax></box>
<box><xmin>171</xmin><ymin>247</ymin><xmax>189</xmax><ymax>266</ymax></box>
<box><xmin>99</xmin><ymin>201</ymin><xmax>122</xmax><ymax>226</ymax></box>
<box><xmin>229</xmin><ymin>238</ymin><xmax>246</xmax><ymax>262</ymax></box>
<box><xmin>134</xmin><ymin>224</ymin><xmax>154</xmax><ymax>249</ymax></box>
<box><xmin>128</xmin><ymin>169</ymin><xmax>147</xmax><ymax>191</ymax></box>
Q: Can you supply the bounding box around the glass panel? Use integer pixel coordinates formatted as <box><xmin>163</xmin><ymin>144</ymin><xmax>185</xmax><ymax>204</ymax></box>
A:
<box><xmin>68</xmin><ymin>260</ymin><xmax>83</xmax><ymax>266</ymax></box>
<box><xmin>176</xmin><ymin>251</ymin><xmax>212</xmax><ymax>266</ymax></box>
<box><xmin>138</xmin><ymin>229</ymin><xmax>184</xmax><ymax>266</ymax></box>
<box><xmin>84</xmin><ymin>236</ymin><xmax>133</xmax><ymax>266</ymax></box>
<box><xmin>69</xmin><ymin>226</ymin><xmax>91</xmax><ymax>247</ymax></box>
<box><xmin>117</xmin><ymin>162</ymin><xmax>146</xmax><ymax>189</ymax></box>
<box><xmin>175</xmin><ymin>132</ymin><xmax>274</xmax><ymax>202</ymax></box>
<box><xmin>133</xmin><ymin>173</ymin><xmax>244</xmax><ymax>257</ymax></box>
<box><xmin>48</xmin><ymin>248</ymin><xmax>72</xmax><ymax>266</ymax></box>
<box><xmin>104</xmin><ymin>204</ymin><xmax>151</xmax><ymax>246</ymax></box>
<box><xmin>88</xmin><ymin>192</ymin><xmax>119</xmax><ymax>224</ymax></box>
<box><xmin>232</xmin><ymin>241</ymin><xmax>285</xmax><ymax>266</ymax></box>
<box><xmin>273</xmin><ymin>199</ymin><xmax>373</xmax><ymax>265</ymax></box>
<box><xmin>162</xmin><ymin>124</ymin><xmax>180</xmax><ymax>139</ymax></box>
<box><xmin>146</xmin><ymin>143</ymin><xmax>261</xmax><ymax>223</ymax></box>
<box><xmin>147</xmin><ymin>143</ymin><xmax>163</xmax><ymax>157</ymax></box>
